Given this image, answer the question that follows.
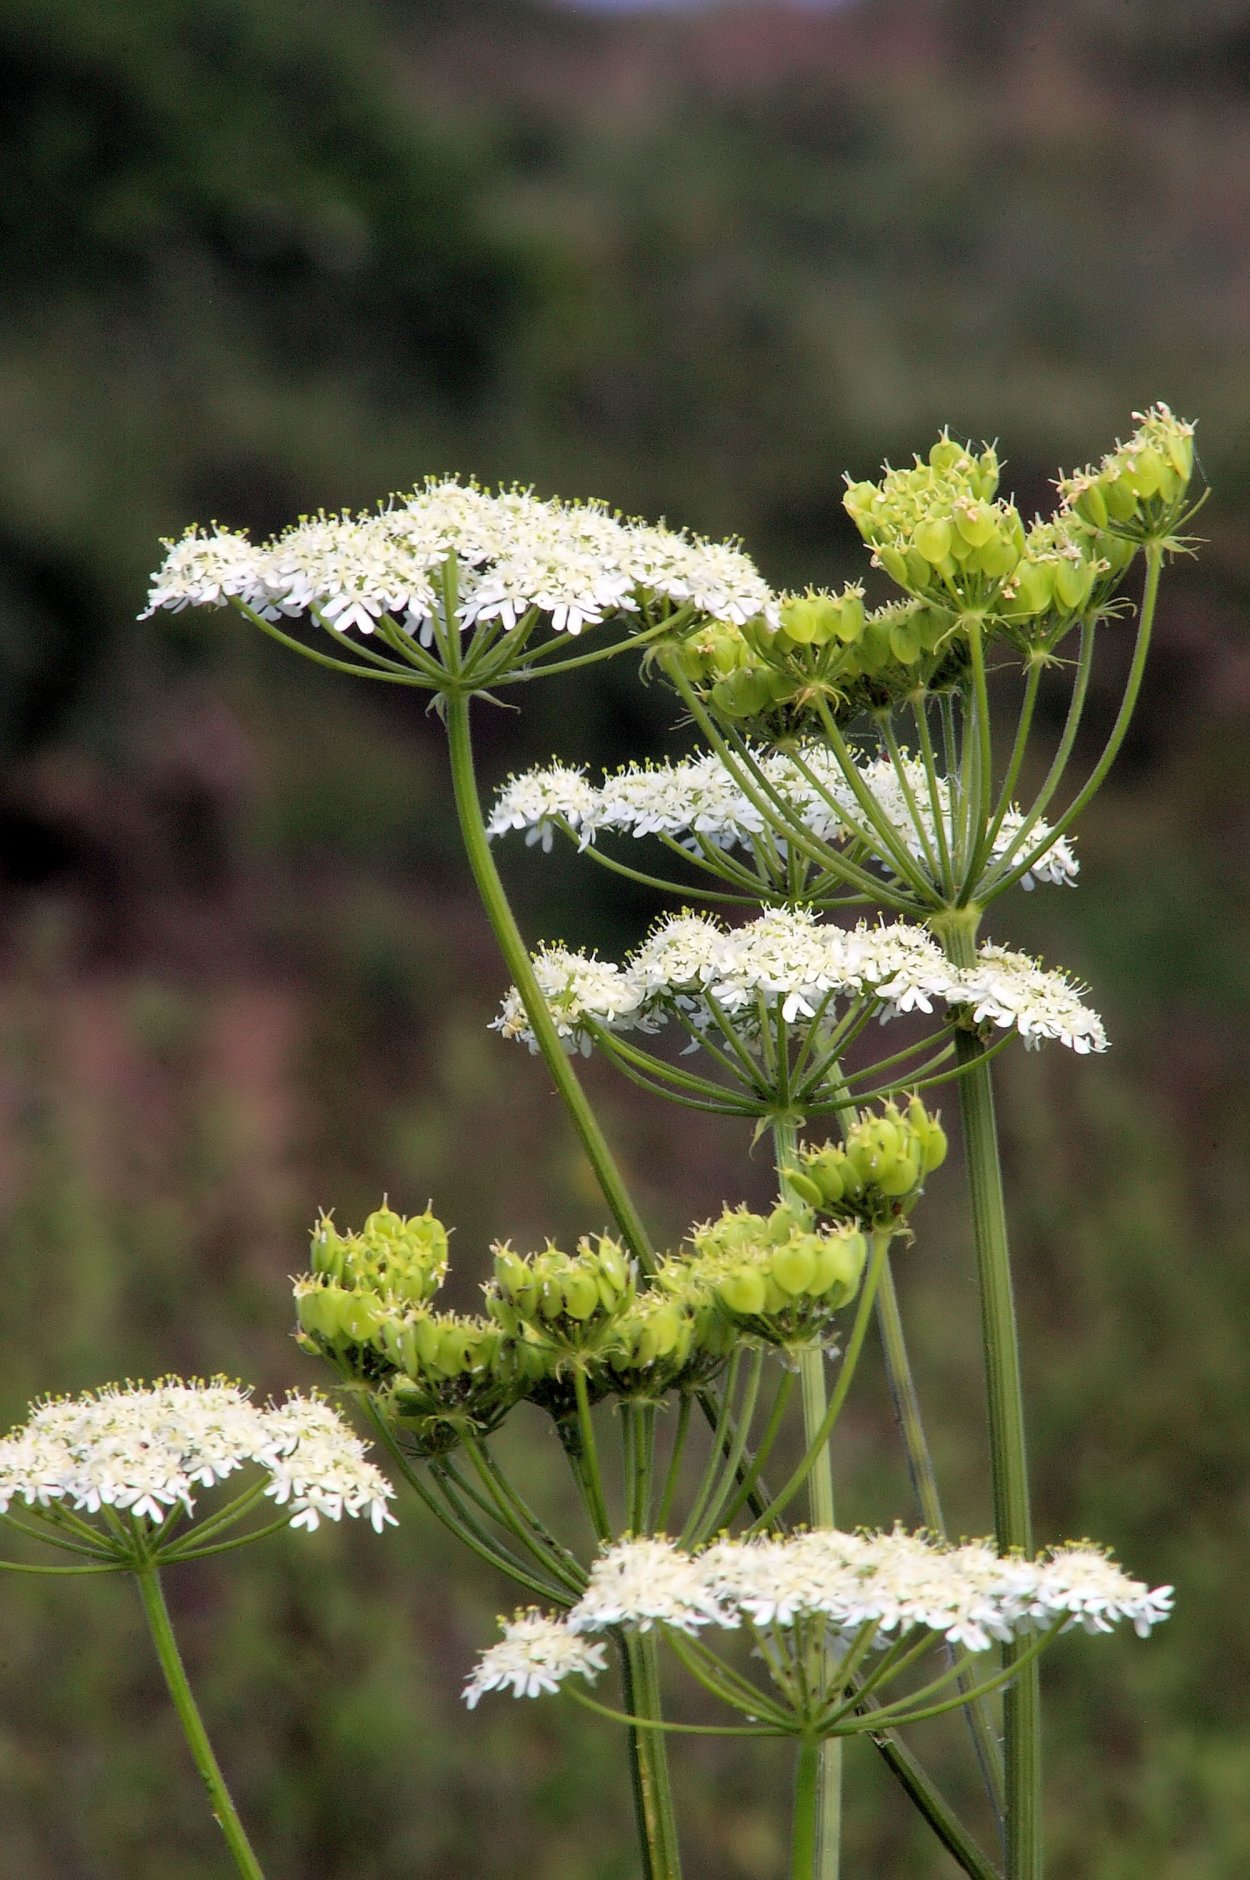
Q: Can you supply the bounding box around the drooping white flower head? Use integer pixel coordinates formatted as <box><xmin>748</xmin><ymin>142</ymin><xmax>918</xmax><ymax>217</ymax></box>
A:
<box><xmin>462</xmin><ymin>1609</ymin><xmax>609</xmax><ymax>1708</ymax></box>
<box><xmin>0</xmin><ymin>1380</ymin><xmax>396</xmax><ymax>1534</ymax></box>
<box><xmin>144</xmin><ymin>481</ymin><xmax>779</xmax><ymax>644</ymax></box>
<box><xmin>488</xmin><ymin>744</ymin><xmax>1079</xmax><ymax>892</ymax></box>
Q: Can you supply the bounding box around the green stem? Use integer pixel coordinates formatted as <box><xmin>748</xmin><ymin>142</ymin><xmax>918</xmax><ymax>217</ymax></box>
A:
<box><xmin>875</xmin><ymin>1262</ymin><xmax>1006</xmax><ymax>1828</ymax></box>
<box><xmin>792</xmin><ymin>1737</ymin><xmax>822</xmax><ymax>1880</ymax></box>
<box><xmin>622</xmin><ymin>1631</ymin><xmax>685</xmax><ymax>1880</ymax></box>
<box><xmin>943</xmin><ymin>918</ymin><xmax>1039</xmax><ymax>1880</ymax></box>
<box><xmin>133</xmin><ymin>1564</ymin><xmax>266</xmax><ymax>1880</ymax></box>
<box><xmin>775</xmin><ymin>1116</ymin><xmax>841</xmax><ymax>1880</ymax></box>
<box><xmin>443</xmin><ymin>688</ymin><xmax>655</xmax><ymax>1270</ymax></box>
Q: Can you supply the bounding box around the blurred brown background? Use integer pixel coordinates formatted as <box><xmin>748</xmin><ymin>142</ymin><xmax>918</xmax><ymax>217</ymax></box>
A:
<box><xmin>1</xmin><ymin>1</ymin><xmax>1247</xmax><ymax>1874</ymax></box>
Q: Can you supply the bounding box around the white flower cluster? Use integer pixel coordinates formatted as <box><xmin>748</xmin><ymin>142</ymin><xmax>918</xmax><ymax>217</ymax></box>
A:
<box><xmin>959</xmin><ymin>945</ymin><xmax>1107</xmax><ymax>1054</ymax></box>
<box><xmin>144</xmin><ymin>481</ymin><xmax>778</xmax><ymax>641</ymax></box>
<box><xmin>463</xmin><ymin>1610</ymin><xmax>609</xmax><ymax>1708</ymax></box>
<box><xmin>492</xmin><ymin>909</ymin><xmax>1107</xmax><ymax>1056</ymax></box>
<box><xmin>488</xmin><ymin>745</ymin><xmax>1078</xmax><ymax>891</ymax></box>
<box><xmin>0</xmin><ymin>1380</ymin><xmax>396</xmax><ymax>1534</ymax></box>
<box><xmin>464</xmin><ymin>1531</ymin><xmax>1172</xmax><ymax>1706</ymax></box>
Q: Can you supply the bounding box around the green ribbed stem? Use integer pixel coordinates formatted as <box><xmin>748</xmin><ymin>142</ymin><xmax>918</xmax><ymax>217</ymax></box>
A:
<box><xmin>134</xmin><ymin>1565</ymin><xmax>266</xmax><ymax>1880</ymax></box>
<box><xmin>775</xmin><ymin>1116</ymin><xmax>841</xmax><ymax>1880</ymax></box>
<box><xmin>443</xmin><ymin>688</ymin><xmax>655</xmax><ymax>1270</ymax></box>
<box><xmin>941</xmin><ymin>913</ymin><xmax>1041</xmax><ymax>1880</ymax></box>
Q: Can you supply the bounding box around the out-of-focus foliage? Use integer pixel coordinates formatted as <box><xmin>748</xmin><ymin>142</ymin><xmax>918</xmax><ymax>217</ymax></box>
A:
<box><xmin>1</xmin><ymin>1</ymin><xmax>1248</xmax><ymax>1875</ymax></box>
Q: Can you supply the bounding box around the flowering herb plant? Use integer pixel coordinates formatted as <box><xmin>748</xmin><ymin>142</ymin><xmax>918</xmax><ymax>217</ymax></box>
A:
<box><xmin>4</xmin><ymin>406</ymin><xmax>1195</xmax><ymax>1879</ymax></box>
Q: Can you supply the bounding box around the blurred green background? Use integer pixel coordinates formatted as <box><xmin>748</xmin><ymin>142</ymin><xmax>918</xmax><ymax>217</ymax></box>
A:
<box><xmin>1</xmin><ymin>0</ymin><xmax>1248</xmax><ymax>1873</ymax></box>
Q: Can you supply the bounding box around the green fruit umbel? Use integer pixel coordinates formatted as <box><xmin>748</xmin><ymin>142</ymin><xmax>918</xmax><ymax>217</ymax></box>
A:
<box><xmin>679</xmin><ymin>1203</ymin><xmax>869</xmax><ymax>1353</ymax></box>
<box><xmin>788</xmin><ymin>1097</ymin><xmax>947</xmax><ymax>1228</ymax></box>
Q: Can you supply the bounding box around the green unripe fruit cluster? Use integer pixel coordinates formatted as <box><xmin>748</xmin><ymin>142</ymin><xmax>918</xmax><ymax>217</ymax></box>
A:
<box><xmin>485</xmin><ymin>1237</ymin><xmax>636</xmax><ymax>1381</ymax></box>
<box><xmin>309</xmin><ymin>1204</ymin><xmax>448</xmax><ymax>1307</ymax></box>
<box><xmin>683</xmin><ymin>1203</ymin><xmax>868</xmax><ymax>1346</ymax></box>
<box><xmin>788</xmin><ymin>1098</ymin><xmax>947</xmax><ymax>1224</ymax></box>
<box><xmin>375</xmin><ymin>1307</ymin><xmax>504</xmax><ymax>1385</ymax></box>
<box><xmin>1062</xmin><ymin>406</ymin><xmax>1195</xmax><ymax>542</ymax></box>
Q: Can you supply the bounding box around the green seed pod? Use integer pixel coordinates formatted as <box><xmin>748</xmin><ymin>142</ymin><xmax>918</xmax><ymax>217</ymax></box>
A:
<box><xmin>563</xmin><ymin>1271</ymin><xmax>601</xmax><ymax>1321</ymax></box>
<box><xmin>779</xmin><ymin>596</ymin><xmax>827</xmax><ymax>645</ymax></box>
<box><xmin>954</xmin><ymin>501</ymin><xmax>996</xmax><ymax>549</ymax></box>
<box><xmin>340</xmin><ymin>1292</ymin><xmax>386</xmax><ymax>1343</ymax></box>
<box><xmin>712</xmin><ymin>667</ymin><xmax>774</xmax><ymax>719</ymax></box>
<box><xmin>1103</xmin><ymin>475</ymin><xmax>1140</xmax><ymax>523</ymax></box>
<box><xmin>913</xmin><ymin>517</ymin><xmax>954</xmax><ymax>565</ymax></box>
<box><xmin>877</xmin><ymin>1146</ymin><xmax>923</xmax><ymax>1197</ymax></box>
<box><xmin>771</xmin><ymin>1238</ymin><xmax>818</xmax><ymax>1297</ymax></box>
<box><xmin>784</xmin><ymin>1168</ymin><xmax>825</xmax><ymax>1210</ymax></box>
<box><xmin>977</xmin><ymin>531</ymin><xmax>1019</xmax><ymax>581</ymax></box>
<box><xmin>875</xmin><ymin>545</ymin><xmax>910</xmax><ymax>588</ymax></box>
<box><xmin>1011</xmin><ymin>559</ymin><xmax>1055</xmax><ymax>616</ymax></box>
<box><xmin>1073</xmin><ymin>481</ymin><xmax>1109</xmax><ymax>529</ymax></box>
<box><xmin>1125</xmin><ymin>446</ymin><xmax>1165</xmax><ymax>499</ymax></box>
<box><xmin>296</xmin><ymin>1282</ymin><xmax>346</xmax><ymax>1342</ymax></box>
<box><xmin>833</xmin><ymin>588</ymin><xmax>866</xmax><ymax>643</ymax></box>
<box><xmin>719</xmin><ymin>1267</ymin><xmax>768</xmax><ymax>1316</ymax></box>
<box><xmin>812</xmin><ymin>1230</ymin><xmax>867</xmax><ymax>1300</ymax></box>
<box><xmin>1053</xmin><ymin>556</ymin><xmax>1094</xmax><ymax>612</ymax></box>
<box><xmin>888</xmin><ymin>615</ymin><xmax>922</xmax><ymax>664</ymax></box>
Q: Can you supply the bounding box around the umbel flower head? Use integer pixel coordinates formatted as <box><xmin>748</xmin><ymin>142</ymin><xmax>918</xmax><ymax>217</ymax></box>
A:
<box><xmin>489</xmin><ymin>745</ymin><xmax>1079</xmax><ymax>896</ymax></box>
<box><xmin>493</xmin><ymin>910</ymin><xmax>1107</xmax><ymax>1062</ymax></box>
<box><xmin>465</xmin><ymin>1531</ymin><xmax>1173</xmax><ymax>1727</ymax></box>
<box><xmin>0</xmin><ymin>1379</ymin><xmax>396</xmax><ymax>1555</ymax></box>
<box><xmin>143</xmin><ymin>478</ymin><xmax>779</xmax><ymax>687</ymax></box>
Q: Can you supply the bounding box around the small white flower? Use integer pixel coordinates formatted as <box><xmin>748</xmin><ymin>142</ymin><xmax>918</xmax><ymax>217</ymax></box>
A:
<box><xmin>490</xmin><ymin>946</ymin><xmax>652</xmax><ymax>1055</ymax></box>
<box><xmin>463</xmin><ymin>1610</ymin><xmax>608</xmax><ymax>1708</ymax></box>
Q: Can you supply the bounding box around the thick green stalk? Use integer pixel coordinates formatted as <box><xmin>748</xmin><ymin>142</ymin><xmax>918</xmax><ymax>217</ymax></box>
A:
<box><xmin>791</xmin><ymin>1737</ymin><xmax>822</xmax><ymax>1880</ymax></box>
<box><xmin>942</xmin><ymin>913</ymin><xmax>1040</xmax><ymax>1880</ymax></box>
<box><xmin>875</xmin><ymin>1261</ymin><xmax>1006</xmax><ymax>1827</ymax></box>
<box><xmin>622</xmin><ymin>1631</ymin><xmax>685</xmax><ymax>1880</ymax></box>
<box><xmin>774</xmin><ymin>1117</ymin><xmax>841</xmax><ymax>1880</ymax></box>
<box><xmin>443</xmin><ymin>688</ymin><xmax>655</xmax><ymax>1269</ymax></box>
<box><xmin>133</xmin><ymin>1564</ymin><xmax>266</xmax><ymax>1880</ymax></box>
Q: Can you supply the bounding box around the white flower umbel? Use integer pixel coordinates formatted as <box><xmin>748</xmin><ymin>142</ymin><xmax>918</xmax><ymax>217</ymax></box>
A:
<box><xmin>488</xmin><ymin>745</ymin><xmax>1079</xmax><ymax>891</ymax></box>
<box><xmin>563</xmin><ymin>1531</ymin><xmax>1171</xmax><ymax>1653</ymax></box>
<box><xmin>493</xmin><ymin>915</ymin><xmax>1106</xmax><ymax>1059</ymax></box>
<box><xmin>0</xmin><ymin>1379</ymin><xmax>396</xmax><ymax>1536</ymax></box>
<box><xmin>463</xmin><ymin>1609</ymin><xmax>609</xmax><ymax>1708</ymax></box>
<box><xmin>961</xmin><ymin>944</ymin><xmax>1108</xmax><ymax>1053</ymax></box>
<box><xmin>144</xmin><ymin>480</ymin><xmax>778</xmax><ymax>643</ymax></box>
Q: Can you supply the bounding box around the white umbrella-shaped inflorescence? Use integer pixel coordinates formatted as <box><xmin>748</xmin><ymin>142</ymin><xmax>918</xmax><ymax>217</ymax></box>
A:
<box><xmin>489</xmin><ymin>746</ymin><xmax>1078</xmax><ymax>892</ymax></box>
<box><xmin>143</xmin><ymin>480</ymin><xmax>779</xmax><ymax>644</ymax></box>
<box><xmin>492</xmin><ymin>908</ymin><xmax>1107</xmax><ymax>1058</ymax></box>
<box><xmin>0</xmin><ymin>1380</ymin><xmax>397</xmax><ymax>1535</ymax></box>
<box><xmin>464</xmin><ymin>1531</ymin><xmax>1172</xmax><ymax>1710</ymax></box>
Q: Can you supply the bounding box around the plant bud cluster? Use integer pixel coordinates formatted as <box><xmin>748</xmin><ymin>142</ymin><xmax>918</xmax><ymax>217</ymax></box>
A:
<box><xmin>675</xmin><ymin>1203</ymin><xmax>869</xmax><ymax>1352</ymax></box>
<box><xmin>1057</xmin><ymin>404</ymin><xmax>1197</xmax><ymax>546</ymax></box>
<box><xmin>665</xmin><ymin>411</ymin><xmax>1195</xmax><ymax>736</ymax></box>
<box><xmin>295</xmin><ymin>1185</ymin><xmax>891</xmax><ymax>1444</ymax></box>
<box><xmin>307</xmin><ymin>1205</ymin><xmax>449</xmax><ymax>1306</ymax></box>
<box><xmin>296</xmin><ymin>1206</ymin><xmax>517</xmax><ymax>1454</ymax></box>
<box><xmin>670</xmin><ymin>587</ymin><xmax>969</xmax><ymax>731</ymax></box>
<box><xmin>786</xmin><ymin>1098</ymin><xmax>947</xmax><ymax>1227</ymax></box>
